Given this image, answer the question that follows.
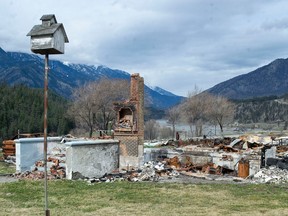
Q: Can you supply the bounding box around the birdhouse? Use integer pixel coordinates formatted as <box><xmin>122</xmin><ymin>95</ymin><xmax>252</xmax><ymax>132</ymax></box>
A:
<box><xmin>27</xmin><ymin>14</ymin><xmax>69</xmax><ymax>55</ymax></box>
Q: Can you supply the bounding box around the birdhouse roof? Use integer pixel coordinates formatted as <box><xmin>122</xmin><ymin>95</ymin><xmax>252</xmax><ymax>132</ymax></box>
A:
<box><xmin>27</xmin><ymin>23</ymin><xmax>69</xmax><ymax>43</ymax></box>
<box><xmin>27</xmin><ymin>21</ymin><xmax>69</xmax><ymax>43</ymax></box>
<box><xmin>40</xmin><ymin>14</ymin><xmax>57</xmax><ymax>23</ymax></box>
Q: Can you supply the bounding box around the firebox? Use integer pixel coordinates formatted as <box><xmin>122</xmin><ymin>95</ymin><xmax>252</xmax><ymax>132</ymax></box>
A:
<box><xmin>114</xmin><ymin>103</ymin><xmax>137</xmax><ymax>132</ymax></box>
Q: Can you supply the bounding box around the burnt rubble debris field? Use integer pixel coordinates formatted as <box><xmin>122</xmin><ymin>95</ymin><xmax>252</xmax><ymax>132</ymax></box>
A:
<box><xmin>2</xmin><ymin>134</ymin><xmax>288</xmax><ymax>185</ymax></box>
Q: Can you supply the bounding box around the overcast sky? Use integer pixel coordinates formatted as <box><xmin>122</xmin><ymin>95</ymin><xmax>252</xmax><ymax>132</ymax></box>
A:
<box><xmin>1</xmin><ymin>0</ymin><xmax>288</xmax><ymax>96</ymax></box>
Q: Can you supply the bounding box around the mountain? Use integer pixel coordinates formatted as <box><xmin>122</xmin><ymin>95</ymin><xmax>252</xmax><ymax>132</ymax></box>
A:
<box><xmin>150</xmin><ymin>86</ymin><xmax>178</xmax><ymax>97</ymax></box>
<box><xmin>144</xmin><ymin>86</ymin><xmax>185</xmax><ymax>109</ymax></box>
<box><xmin>0</xmin><ymin>47</ymin><xmax>184</xmax><ymax>109</ymax></box>
<box><xmin>206</xmin><ymin>58</ymin><xmax>288</xmax><ymax>100</ymax></box>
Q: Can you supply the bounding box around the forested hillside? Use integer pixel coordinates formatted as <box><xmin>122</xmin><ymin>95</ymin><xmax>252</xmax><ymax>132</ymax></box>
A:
<box><xmin>0</xmin><ymin>84</ymin><xmax>74</xmax><ymax>142</ymax></box>
<box><xmin>234</xmin><ymin>95</ymin><xmax>288</xmax><ymax>126</ymax></box>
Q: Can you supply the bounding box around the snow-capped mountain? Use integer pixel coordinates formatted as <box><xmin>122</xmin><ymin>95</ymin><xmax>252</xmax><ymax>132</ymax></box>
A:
<box><xmin>0</xmin><ymin>47</ymin><xmax>184</xmax><ymax>109</ymax></box>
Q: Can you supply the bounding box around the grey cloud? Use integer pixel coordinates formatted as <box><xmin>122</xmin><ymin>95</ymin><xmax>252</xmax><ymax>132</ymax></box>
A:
<box><xmin>262</xmin><ymin>18</ymin><xmax>288</xmax><ymax>30</ymax></box>
<box><xmin>2</xmin><ymin>0</ymin><xmax>288</xmax><ymax>96</ymax></box>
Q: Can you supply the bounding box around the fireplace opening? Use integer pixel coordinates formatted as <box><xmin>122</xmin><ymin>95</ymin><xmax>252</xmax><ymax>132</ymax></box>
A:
<box><xmin>118</xmin><ymin>107</ymin><xmax>133</xmax><ymax>129</ymax></box>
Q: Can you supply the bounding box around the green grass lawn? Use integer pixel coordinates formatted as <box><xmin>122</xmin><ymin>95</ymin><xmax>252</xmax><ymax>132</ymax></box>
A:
<box><xmin>0</xmin><ymin>180</ymin><xmax>287</xmax><ymax>216</ymax></box>
<box><xmin>0</xmin><ymin>162</ymin><xmax>15</xmax><ymax>174</ymax></box>
<box><xmin>0</xmin><ymin>152</ymin><xmax>16</xmax><ymax>174</ymax></box>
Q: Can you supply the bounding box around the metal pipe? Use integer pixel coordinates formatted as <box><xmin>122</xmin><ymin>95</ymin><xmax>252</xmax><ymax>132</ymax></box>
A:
<box><xmin>44</xmin><ymin>54</ymin><xmax>50</xmax><ymax>216</ymax></box>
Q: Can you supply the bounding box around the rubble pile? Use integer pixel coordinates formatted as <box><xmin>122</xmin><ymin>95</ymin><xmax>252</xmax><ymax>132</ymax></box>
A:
<box><xmin>250</xmin><ymin>166</ymin><xmax>288</xmax><ymax>184</ymax></box>
<box><xmin>13</xmin><ymin>146</ymin><xmax>66</xmax><ymax>180</ymax></box>
<box><xmin>4</xmin><ymin>155</ymin><xmax>16</xmax><ymax>165</ymax></box>
<box><xmin>85</xmin><ymin>160</ymin><xmax>180</xmax><ymax>184</ymax></box>
<box><xmin>277</xmin><ymin>146</ymin><xmax>288</xmax><ymax>157</ymax></box>
<box><xmin>13</xmin><ymin>160</ymin><xmax>66</xmax><ymax>180</ymax></box>
<box><xmin>13</xmin><ymin>170</ymin><xmax>46</xmax><ymax>180</ymax></box>
<box><xmin>85</xmin><ymin>156</ymin><xmax>239</xmax><ymax>184</ymax></box>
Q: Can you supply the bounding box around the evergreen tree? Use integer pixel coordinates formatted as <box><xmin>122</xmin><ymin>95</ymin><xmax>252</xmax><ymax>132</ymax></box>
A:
<box><xmin>0</xmin><ymin>84</ymin><xmax>74</xmax><ymax>144</ymax></box>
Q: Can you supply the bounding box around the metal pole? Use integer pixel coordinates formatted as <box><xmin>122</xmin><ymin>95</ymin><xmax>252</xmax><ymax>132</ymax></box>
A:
<box><xmin>44</xmin><ymin>54</ymin><xmax>50</xmax><ymax>216</ymax></box>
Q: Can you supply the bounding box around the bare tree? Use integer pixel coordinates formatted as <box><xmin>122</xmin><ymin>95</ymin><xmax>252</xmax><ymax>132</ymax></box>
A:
<box><xmin>180</xmin><ymin>90</ymin><xmax>235</xmax><ymax>136</ymax></box>
<box><xmin>206</xmin><ymin>95</ymin><xmax>235</xmax><ymax>133</ymax></box>
<box><xmin>144</xmin><ymin>119</ymin><xmax>159</xmax><ymax>140</ymax></box>
<box><xmin>92</xmin><ymin>79</ymin><xmax>130</xmax><ymax>130</ymax></box>
<box><xmin>180</xmin><ymin>87</ymin><xmax>208</xmax><ymax>137</ymax></box>
<box><xmin>68</xmin><ymin>83</ymin><xmax>95</xmax><ymax>137</ymax></box>
<box><xmin>166</xmin><ymin>106</ymin><xmax>180</xmax><ymax>139</ymax></box>
<box><xmin>69</xmin><ymin>78</ymin><xmax>130</xmax><ymax>137</ymax></box>
<box><xmin>159</xmin><ymin>126</ymin><xmax>173</xmax><ymax>139</ymax></box>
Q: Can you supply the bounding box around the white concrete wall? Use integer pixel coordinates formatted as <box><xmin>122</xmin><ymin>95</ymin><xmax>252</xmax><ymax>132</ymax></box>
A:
<box><xmin>15</xmin><ymin>137</ymin><xmax>63</xmax><ymax>172</ymax></box>
<box><xmin>65</xmin><ymin>140</ymin><xmax>119</xmax><ymax>179</ymax></box>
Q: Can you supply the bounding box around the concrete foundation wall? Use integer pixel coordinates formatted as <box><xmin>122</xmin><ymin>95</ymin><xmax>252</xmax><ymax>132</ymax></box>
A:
<box><xmin>65</xmin><ymin>140</ymin><xmax>119</xmax><ymax>179</ymax></box>
<box><xmin>15</xmin><ymin>137</ymin><xmax>63</xmax><ymax>172</ymax></box>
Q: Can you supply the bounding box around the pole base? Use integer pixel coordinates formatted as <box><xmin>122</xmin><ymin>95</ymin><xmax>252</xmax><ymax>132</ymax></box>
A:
<box><xmin>45</xmin><ymin>209</ymin><xmax>50</xmax><ymax>216</ymax></box>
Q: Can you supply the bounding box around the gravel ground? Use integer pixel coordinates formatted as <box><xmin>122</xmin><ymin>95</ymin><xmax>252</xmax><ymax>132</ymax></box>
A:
<box><xmin>157</xmin><ymin>173</ymin><xmax>247</xmax><ymax>184</ymax></box>
<box><xmin>0</xmin><ymin>173</ymin><xmax>244</xmax><ymax>184</ymax></box>
<box><xmin>0</xmin><ymin>174</ymin><xmax>18</xmax><ymax>183</ymax></box>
